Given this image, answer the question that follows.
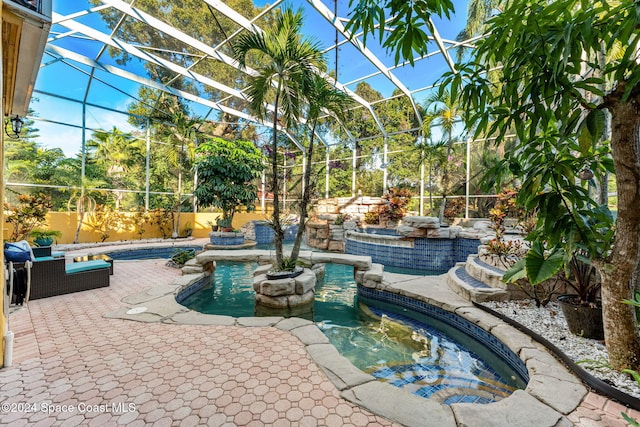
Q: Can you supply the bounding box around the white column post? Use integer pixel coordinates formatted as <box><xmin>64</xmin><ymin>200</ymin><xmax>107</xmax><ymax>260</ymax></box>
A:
<box><xmin>302</xmin><ymin>152</ymin><xmax>306</xmax><ymax>195</ymax></box>
<box><xmin>325</xmin><ymin>148</ymin><xmax>330</xmax><ymax>199</ymax></box>
<box><xmin>383</xmin><ymin>136</ymin><xmax>388</xmax><ymax>193</ymax></box>
<box><xmin>420</xmin><ymin>148</ymin><xmax>425</xmax><ymax>216</ymax></box>
<box><xmin>282</xmin><ymin>154</ymin><xmax>287</xmax><ymax>211</ymax></box>
<box><xmin>351</xmin><ymin>144</ymin><xmax>356</xmax><ymax>197</ymax></box>
<box><xmin>145</xmin><ymin>120</ymin><xmax>151</xmax><ymax>211</ymax></box>
<box><xmin>261</xmin><ymin>169</ymin><xmax>266</xmax><ymax>213</ymax></box>
<box><xmin>465</xmin><ymin>137</ymin><xmax>471</xmax><ymax>219</ymax></box>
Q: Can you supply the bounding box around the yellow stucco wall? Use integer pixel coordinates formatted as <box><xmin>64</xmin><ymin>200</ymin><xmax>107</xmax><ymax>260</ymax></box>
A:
<box><xmin>35</xmin><ymin>211</ymin><xmax>268</xmax><ymax>244</ymax></box>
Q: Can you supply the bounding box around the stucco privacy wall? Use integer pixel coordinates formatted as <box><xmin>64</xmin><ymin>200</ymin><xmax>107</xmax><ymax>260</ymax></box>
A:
<box><xmin>6</xmin><ymin>211</ymin><xmax>267</xmax><ymax>244</ymax></box>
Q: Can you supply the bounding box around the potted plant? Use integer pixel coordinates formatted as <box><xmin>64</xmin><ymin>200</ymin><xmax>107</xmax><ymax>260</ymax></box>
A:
<box><xmin>504</xmin><ymin>243</ymin><xmax>604</xmax><ymax>339</ymax></box>
<box><xmin>556</xmin><ymin>253</ymin><xmax>603</xmax><ymax>340</ymax></box>
<box><xmin>379</xmin><ymin>187</ymin><xmax>413</xmax><ymax>228</ymax></box>
<box><xmin>181</xmin><ymin>222</ymin><xmax>193</xmax><ymax>237</ymax></box>
<box><xmin>216</xmin><ymin>217</ymin><xmax>233</xmax><ymax>232</ymax></box>
<box><xmin>30</xmin><ymin>228</ymin><xmax>61</xmax><ymax>247</ymax></box>
<box><xmin>265</xmin><ymin>256</ymin><xmax>303</xmax><ymax>279</ymax></box>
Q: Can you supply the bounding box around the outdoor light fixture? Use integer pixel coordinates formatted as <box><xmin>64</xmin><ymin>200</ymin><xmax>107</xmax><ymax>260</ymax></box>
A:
<box><xmin>5</xmin><ymin>115</ymin><xmax>24</xmax><ymax>139</ymax></box>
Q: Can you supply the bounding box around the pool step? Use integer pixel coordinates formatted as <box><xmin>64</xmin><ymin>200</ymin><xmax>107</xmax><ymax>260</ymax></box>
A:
<box><xmin>465</xmin><ymin>255</ymin><xmax>507</xmax><ymax>290</ymax></box>
<box><xmin>447</xmin><ymin>264</ymin><xmax>508</xmax><ymax>303</ymax></box>
<box><xmin>465</xmin><ymin>255</ymin><xmax>530</xmax><ymax>298</ymax></box>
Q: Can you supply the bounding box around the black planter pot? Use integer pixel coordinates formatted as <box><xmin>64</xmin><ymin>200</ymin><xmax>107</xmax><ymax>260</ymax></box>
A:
<box><xmin>557</xmin><ymin>295</ymin><xmax>604</xmax><ymax>340</ymax></box>
<box><xmin>266</xmin><ymin>266</ymin><xmax>303</xmax><ymax>280</ymax></box>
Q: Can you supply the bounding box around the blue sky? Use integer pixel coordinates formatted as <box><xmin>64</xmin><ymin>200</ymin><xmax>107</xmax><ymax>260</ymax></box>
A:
<box><xmin>30</xmin><ymin>0</ymin><xmax>471</xmax><ymax>157</ymax></box>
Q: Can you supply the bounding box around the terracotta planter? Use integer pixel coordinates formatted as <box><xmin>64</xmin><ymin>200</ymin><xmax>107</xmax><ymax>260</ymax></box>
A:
<box><xmin>557</xmin><ymin>295</ymin><xmax>604</xmax><ymax>340</ymax></box>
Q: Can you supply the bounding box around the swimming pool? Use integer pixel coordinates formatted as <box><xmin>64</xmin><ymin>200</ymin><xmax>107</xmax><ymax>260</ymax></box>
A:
<box><xmin>105</xmin><ymin>245</ymin><xmax>203</xmax><ymax>260</ymax></box>
<box><xmin>179</xmin><ymin>262</ymin><xmax>526</xmax><ymax>404</ymax></box>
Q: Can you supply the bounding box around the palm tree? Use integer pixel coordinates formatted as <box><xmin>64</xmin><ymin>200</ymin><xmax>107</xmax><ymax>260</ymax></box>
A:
<box><xmin>416</xmin><ymin>137</ymin><xmax>448</xmax><ymax>215</ymax></box>
<box><xmin>152</xmin><ymin>97</ymin><xmax>200</xmax><ymax>237</ymax></box>
<box><xmin>455</xmin><ymin>0</ymin><xmax>505</xmax><ymax>59</ymax></box>
<box><xmin>88</xmin><ymin>127</ymin><xmax>143</xmax><ymax>210</ymax></box>
<box><xmin>422</xmin><ymin>90</ymin><xmax>465</xmax><ymax>222</ymax></box>
<box><xmin>232</xmin><ymin>8</ymin><xmax>324</xmax><ymax>269</ymax></box>
<box><xmin>290</xmin><ymin>75</ymin><xmax>354</xmax><ymax>261</ymax></box>
<box><xmin>67</xmin><ymin>178</ymin><xmax>104</xmax><ymax>244</ymax></box>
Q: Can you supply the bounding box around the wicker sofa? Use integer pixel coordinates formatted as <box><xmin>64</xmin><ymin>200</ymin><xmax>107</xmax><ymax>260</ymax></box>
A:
<box><xmin>29</xmin><ymin>257</ymin><xmax>110</xmax><ymax>300</ymax></box>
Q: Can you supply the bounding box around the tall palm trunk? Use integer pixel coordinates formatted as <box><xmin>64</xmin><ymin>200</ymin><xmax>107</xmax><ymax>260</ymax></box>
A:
<box><xmin>438</xmin><ymin>136</ymin><xmax>453</xmax><ymax>222</ymax></box>
<box><xmin>174</xmin><ymin>146</ymin><xmax>183</xmax><ymax>238</ymax></box>
<box><xmin>73</xmin><ymin>188</ymin><xmax>86</xmax><ymax>244</ymax></box>
<box><xmin>598</xmin><ymin>98</ymin><xmax>640</xmax><ymax>370</ymax></box>
<box><xmin>271</xmin><ymin>86</ymin><xmax>284</xmax><ymax>267</ymax></box>
<box><xmin>429</xmin><ymin>160</ymin><xmax>434</xmax><ymax>213</ymax></box>
<box><xmin>72</xmin><ymin>189</ymin><xmax>95</xmax><ymax>244</ymax></box>
<box><xmin>291</xmin><ymin>123</ymin><xmax>317</xmax><ymax>261</ymax></box>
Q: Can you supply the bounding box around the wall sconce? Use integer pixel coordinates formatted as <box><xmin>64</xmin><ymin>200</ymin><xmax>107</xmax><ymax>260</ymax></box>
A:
<box><xmin>5</xmin><ymin>115</ymin><xmax>24</xmax><ymax>139</ymax></box>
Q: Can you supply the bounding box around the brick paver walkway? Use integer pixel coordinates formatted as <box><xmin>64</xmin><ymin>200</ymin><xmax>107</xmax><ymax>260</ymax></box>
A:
<box><xmin>1</xmin><ymin>259</ymin><xmax>396</xmax><ymax>426</ymax></box>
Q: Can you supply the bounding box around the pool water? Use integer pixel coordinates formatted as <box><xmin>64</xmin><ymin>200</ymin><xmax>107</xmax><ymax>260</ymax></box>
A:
<box><xmin>106</xmin><ymin>246</ymin><xmax>203</xmax><ymax>260</ymax></box>
<box><xmin>180</xmin><ymin>262</ymin><xmax>525</xmax><ymax>403</ymax></box>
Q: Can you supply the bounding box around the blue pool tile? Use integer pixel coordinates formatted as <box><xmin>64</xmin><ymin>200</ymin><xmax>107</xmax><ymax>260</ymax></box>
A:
<box><xmin>346</xmin><ymin>235</ymin><xmax>480</xmax><ymax>272</ymax></box>
<box><xmin>358</xmin><ymin>286</ymin><xmax>529</xmax><ymax>383</ymax></box>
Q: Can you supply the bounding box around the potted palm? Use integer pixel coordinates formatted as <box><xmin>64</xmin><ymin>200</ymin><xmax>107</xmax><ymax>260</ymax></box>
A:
<box><xmin>30</xmin><ymin>228</ymin><xmax>61</xmax><ymax>247</ymax></box>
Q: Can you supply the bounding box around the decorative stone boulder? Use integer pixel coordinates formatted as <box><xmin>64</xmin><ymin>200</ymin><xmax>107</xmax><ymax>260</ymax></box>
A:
<box><xmin>342</xmin><ymin>221</ymin><xmax>357</xmax><ymax>230</ymax></box>
<box><xmin>397</xmin><ymin>224</ymin><xmax>427</xmax><ymax>237</ymax></box>
<box><xmin>311</xmin><ymin>263</ymin><xmax>325</xmax><ymax>282</ymax></box>
<box><xmin>306</xmin><ymin>221</ymin><xmax>330</xmax><ymax>250</ymax></box>
<box><xmin>473</xmin><ymin>220</ymin><xmax>493</xmax><ymax>232</ymax></box>
<box><xmin>424</xmin><ymin>225</ymin><xmax>462</xmax><ymax>239</ymax></box>
<box><xmin>254</xmin><ymin>267</ymin><xmax>316</xmax><ymax>315</ymax></box>
<box><xmin>401</xmin><ymin>216</ymin><xmax>441</xmax><ymax>229</ymax></box>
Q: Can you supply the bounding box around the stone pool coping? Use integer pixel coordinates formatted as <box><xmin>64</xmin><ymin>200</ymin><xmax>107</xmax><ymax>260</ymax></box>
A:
<box><xmin>102</xmin><ymin>248</ymin><xmax>585</xmax><ymax>427</ymax></box>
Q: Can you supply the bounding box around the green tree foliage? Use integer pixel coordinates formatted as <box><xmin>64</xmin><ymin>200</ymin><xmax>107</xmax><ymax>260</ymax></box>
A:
<box><xmin>4</xmin><ymin>193</ymin><xmax>52</xmax><ymax>242</ymax></box>
<box><xmin>193</xmin><ymin>137</ymin><xmax>264</xmax><ymax>223</ymax></box>
<box><xmin>87</xmin><ymin>127</ymin><xmax>145</xmax><ymax>209</ymax></box>
<box><xmin>454</xmin><ymin>0</ymin><xmax>505</xmax><ymax>60</ymax></box>
<box><xmin>423</xmin><ymin>89</ymin><xmax>465</xmax><ymax>221</ymax></box>
<box><xmin>89</xmin><ymin>0</ymin><xmax>263</xmax><ymax>105</ymax></box>
<box><xmin>443</xmin><ymin>0</ymin><xmax>638</xmax><ymax>370</ymax></box>
<box><xmin>154</xmin><ymin>98</ymin><xmax>201</xmax><ymax>234</ymax></box>
<box><xmin>346</xmin><ymin>0</ymin><xmax>640</xmax><ymax>371</ymax></box>
<box><xmin>290</xmin><ymin>75</ymin><xmax>354</xmax><ymax>260</ymax></box>
<box><xmin>377</xmin><ymin>89</ymin><xmax>423</xmax><ymax>190</ymax></box>
<box><xmin>337</xmin><ymin>84</ymin><xmax>423</xmax><ymax>198</ymax></box>
<box><xmin>345</xmin><ymin>0</ymin><xmax>454</xmax><ymax>65</ymax></box>
<box><xmin>4</xmin><ymin>114</ymin><xmax>83</xmax><ymax>210</ymax></box>
<box><xmin>232</xmin><ymin>7</ymin><xmax>324</xmax><ymax>269</ymax></box>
